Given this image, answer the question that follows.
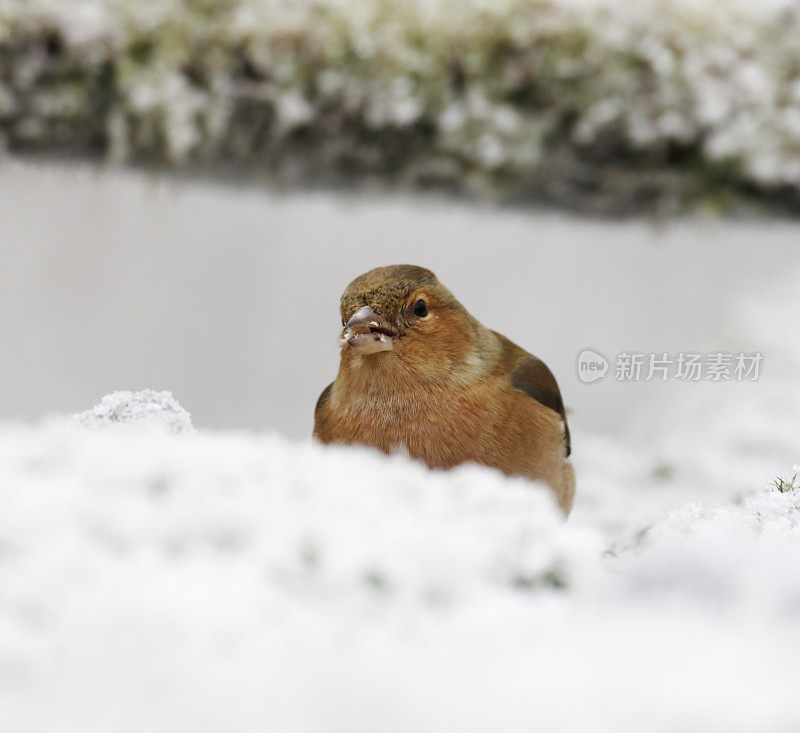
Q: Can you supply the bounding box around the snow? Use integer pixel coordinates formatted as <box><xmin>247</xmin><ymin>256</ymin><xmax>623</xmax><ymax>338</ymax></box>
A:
<box><xmin>1</xmin><ymin>383</ymin><xmax>799</xmax><ymax>731</ymax></box>
<box><xmin>71</xmin><ymin>390</ymin><xmax>194</xmax><ymax>433</ymax></box>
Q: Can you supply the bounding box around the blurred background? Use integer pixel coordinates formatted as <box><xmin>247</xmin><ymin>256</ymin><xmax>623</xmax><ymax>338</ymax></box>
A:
<box><xmin>2</xmin><ymin>161</ymin><xmax>799</xmax><ymax>441</ymax></box>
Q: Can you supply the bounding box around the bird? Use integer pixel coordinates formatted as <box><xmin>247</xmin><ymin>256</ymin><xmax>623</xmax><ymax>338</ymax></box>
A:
<box><xmin>313</xmin><ymin>265</ymin><xmax>575</xmax><ymax>514</ymax></box>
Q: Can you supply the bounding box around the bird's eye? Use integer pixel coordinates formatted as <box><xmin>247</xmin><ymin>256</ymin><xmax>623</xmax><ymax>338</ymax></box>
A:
<box><xmin>413</xmin><ymin>299</ymin><xmax>428</xmax><ymax>318</ymax></box>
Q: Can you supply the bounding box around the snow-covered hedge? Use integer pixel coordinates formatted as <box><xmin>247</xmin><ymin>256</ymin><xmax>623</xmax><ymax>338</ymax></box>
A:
<box><xmin>2</xmin><ymin>390</ymin><xmax>800</xmax><ymax>731</ymax></box>
<box><xmin>3</xmin><ymin>0</ymin><xmax>800</xmax><ymax>212</ymax></box>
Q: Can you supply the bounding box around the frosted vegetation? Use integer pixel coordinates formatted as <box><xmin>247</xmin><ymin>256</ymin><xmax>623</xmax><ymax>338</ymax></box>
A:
<box><xmin>4</xmin><ymin>0</ymin><xmax>800</xmax><ymax>211</ymax></box>
<box><xmin>1</xmin><ymin>389</ymin><xmax>799</xmax><ymax>731</ymax></box>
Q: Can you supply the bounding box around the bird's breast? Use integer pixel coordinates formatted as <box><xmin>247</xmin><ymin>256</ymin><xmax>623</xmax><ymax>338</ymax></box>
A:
<box><xmin>321</xmin><ymin>375</ymin><xmax>560</xmax><ymax>475</ymax></box>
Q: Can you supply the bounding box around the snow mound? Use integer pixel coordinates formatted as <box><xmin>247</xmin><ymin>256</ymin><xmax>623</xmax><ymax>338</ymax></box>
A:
<box><xmin>616</xmin><ymin>471</ymin><xmax>800</xmax><ymax>610</ymax></box>
<box><xmin>0</xmin><ymin>420</ymin><xmax>594</xmax><ymax>610</ymax></box>
<box><xmin>71</xmin><ymin>389</ymin><xmax>194</xmax><ymax>433</ymax></box>
<box><xmin>2</xmin><ymin>394</ymin><xmax>800</xmax><ymax>731</ymax></box>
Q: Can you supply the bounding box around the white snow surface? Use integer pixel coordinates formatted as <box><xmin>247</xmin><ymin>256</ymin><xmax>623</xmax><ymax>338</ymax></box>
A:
<box><xmin>71</xmin><ymin>389</ymin><xmax>194</xmax><ymax>433</ymax></box>
<box><xmin>1</xmin><ymin>390</ymin><xmax>799</xmax><ymax>731</ymax></box>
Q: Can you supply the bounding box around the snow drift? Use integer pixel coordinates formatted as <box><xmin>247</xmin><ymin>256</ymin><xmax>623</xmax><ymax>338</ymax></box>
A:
<box><xmin>0</xmin><ymin>390</ymin><xmax>799</xmax><ymax>732</ymax></box>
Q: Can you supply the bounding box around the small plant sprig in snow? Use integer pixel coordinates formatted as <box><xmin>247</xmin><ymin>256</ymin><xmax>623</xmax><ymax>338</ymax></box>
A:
<box><xmin>771</xmin><ymin>465</ymin><xmax>800</xmax><ymax>494</ymax></box>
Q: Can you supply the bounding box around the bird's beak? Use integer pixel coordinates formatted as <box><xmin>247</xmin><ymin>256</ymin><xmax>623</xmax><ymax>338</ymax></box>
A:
<box><xmin>341</xmin><ymin>306</ymin><xmax>397</xmax><ymax>354</ymax></box>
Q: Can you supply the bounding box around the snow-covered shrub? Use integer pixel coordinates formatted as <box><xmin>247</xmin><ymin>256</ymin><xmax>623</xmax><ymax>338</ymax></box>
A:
<box><xmin>3</xmin><ymin>0</ymin><xmax>800</xmax><ymax>212</ymax></box>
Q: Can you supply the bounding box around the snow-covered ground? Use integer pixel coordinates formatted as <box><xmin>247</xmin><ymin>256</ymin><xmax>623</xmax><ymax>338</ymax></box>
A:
<box><xmin>2</xmin><ymin>161</ymin><xmax>800</xmax><ymax>730</ymax></box>
<box><xmin>0</xmin><ymin>389</ymin><xmax>799</xmax><ymax>732</ymax></box>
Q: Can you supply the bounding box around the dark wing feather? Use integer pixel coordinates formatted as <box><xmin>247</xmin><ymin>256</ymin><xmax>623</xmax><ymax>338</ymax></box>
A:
<box><xmin>314</xmin><ymin>382</ymin><xmax>333</xmax><ymax>426</ymax></box>
<box><xmin>493</xmin><ymin>332</ymin><xmax>571</xmax><ymax>457</ymax></box>
<box><xmin>510</xmin><ymin>357</ymin><xmax>571</xmax><ymax>456</ymax></box>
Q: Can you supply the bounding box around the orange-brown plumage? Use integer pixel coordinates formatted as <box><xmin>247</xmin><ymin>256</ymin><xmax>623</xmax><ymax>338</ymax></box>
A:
<box><xmin>313</xmin><ymin>265</ymin><xmax>575</xmax><ymax>514</ymax></box>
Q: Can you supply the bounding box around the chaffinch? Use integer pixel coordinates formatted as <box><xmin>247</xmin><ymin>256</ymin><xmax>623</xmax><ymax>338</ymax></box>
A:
<box><xmin>314</xmin><ymin>265</ymin><xmax>574</xmax><ymax>514</ymax></box>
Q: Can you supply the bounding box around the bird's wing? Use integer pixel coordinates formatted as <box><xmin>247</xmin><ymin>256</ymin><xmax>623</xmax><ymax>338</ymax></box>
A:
<box><xmin>313</xmin><ymin>382</ymin><xmax>334</xmax><ymax>438</ymax></box>
<box><xmin>493</xmin><ymin>332</ymin><xmax>571</xmax><ymax>457</ymax></box>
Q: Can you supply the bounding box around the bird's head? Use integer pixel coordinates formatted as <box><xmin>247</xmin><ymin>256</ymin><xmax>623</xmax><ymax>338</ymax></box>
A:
<box><xmin>338</xmin><ymin>265</ymin><xmax>479</xmax><ymax>377</ymax></box>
